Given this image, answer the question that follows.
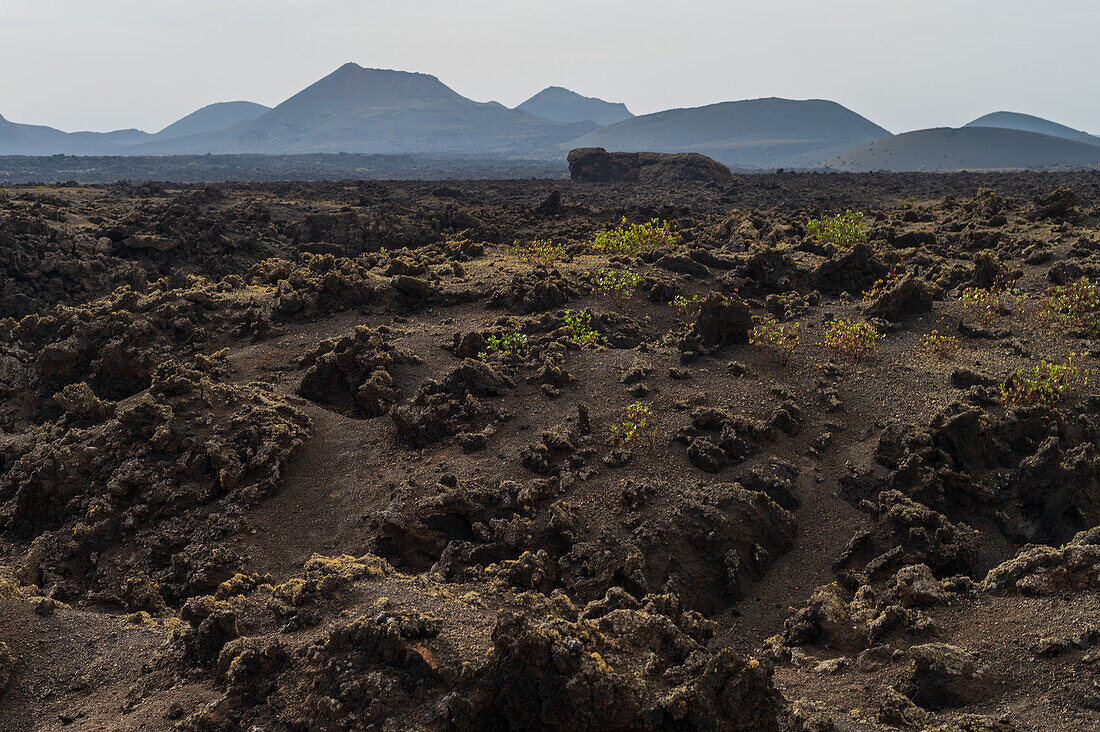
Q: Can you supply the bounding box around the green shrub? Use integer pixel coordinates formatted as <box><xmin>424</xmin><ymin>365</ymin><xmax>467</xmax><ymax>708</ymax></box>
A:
<box><xmin>592</xmin><ymin>268</ymin><xmax>641</xmax><ymax>307</ymax></box>
<box><xmin>919</xmin><ymin>329</ymin><xmax>961</xmax><ymax>358</ymax></box>
<box><xmin>823</xmin><ymin>318</ymin><xmax>882</xmax><ymax>362</ymax></box>
<box><xmin>1000</xmin><ymin>355</ymin><xmax>1091</xmax><ymax>405</ymax></box>
<box><xmin>669</xmin><ymin>294</ymin><xmax>704</xmax><ymax>315</ymax></box>
<box><xmin>806</xmin><ymin>210</ymin><xmax>867</xmax><ymax>247</ymax></box>
<box><xmin>960</xmin><ymin>281</ymin><xmax>1020</xmax><ymax>320</ymax></box>
<box><xmin>479</xmin><ymin>332</ymin><xmax>529</xmax><ymax>358</ymax></box>
<box><xmin>511</xmin><ymin>239</ymin><xmax>563</xmax><ymax>266</ymax></box>
<box><xmin>1040</xmin><ymin>277</ymin><xmax>1100</xmax><ymax>332</ymax></box>
<box><xmin>750</xmin><ymin>317</ymin><xmax>801</xmax><ymax>364</ymax></box>
<box><xmin>610</xmin><ymin>401</ymin><xmax>654</xmax><ymax>445</ymax></box>
<box><xmin>563</xmin><ymin>310</ymin><xmax>605</xmax><ymax>345</ymax></box>
<box><xmin>591</xmin><ymin>217</ymin><xmax>678</xmax><ymax>256</ymax></box>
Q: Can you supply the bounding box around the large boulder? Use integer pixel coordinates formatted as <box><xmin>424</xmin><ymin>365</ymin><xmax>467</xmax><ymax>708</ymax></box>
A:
<box><xmin>568</xmin><ymin>147</ymin><xmax>735</xmax><ymax>184</ymax></box>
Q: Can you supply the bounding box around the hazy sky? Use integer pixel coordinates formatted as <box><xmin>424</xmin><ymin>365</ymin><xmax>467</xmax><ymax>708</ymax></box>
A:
<box><xmin>3</xmin><ymin>0</ymin><xmax>1099</xmax><ymax>134</ymax></box>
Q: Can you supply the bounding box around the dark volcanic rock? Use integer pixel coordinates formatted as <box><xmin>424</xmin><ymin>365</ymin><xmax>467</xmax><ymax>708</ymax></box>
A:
<box><xmin>678</xmin><ymin>292</ymin><xmax>753</xmax><ymax>352</ymax></box>
<box><xmin>297</xmin><ymin>325</ymin><xmax>422</xmax><ymax>418</ymax></box>
<box><xmin>907</xmin><ymin>643</ymin><xmax>992</xmax><ymax>710</ymax></box>
<box><xmin>864</xmin><ymin>274</ymin><xmax>934</xmax><ymax>321</ymax></box>
<box><xmin>391</xmin><ymin>360</ymin><xmax>515</xmax><ymax>447</ymax></box>
<box><xmin>455</xmin><ymin>595</ymin><xmax>785</xmax><ymax>731</ymax></box>
<box><xmin>813</xmin><ymin>243</ymin><xmax>890</xmax><ymax>295</ymax></box>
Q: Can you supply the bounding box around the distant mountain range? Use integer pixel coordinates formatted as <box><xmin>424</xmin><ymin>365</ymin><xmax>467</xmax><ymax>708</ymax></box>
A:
<box><xmin>571</xmin><ymin>98</ymin><xmax>890</xmax><ymax>169</ymax></box>
<box><xmin>2</xmin><ymin>63</ymin><xmax>1098</xmax><ymax>172</ymax></box>
<box><xmin>827</xmin><ymin>126</ymin><xmax>1100</xmax><ymax>172</ymax></box>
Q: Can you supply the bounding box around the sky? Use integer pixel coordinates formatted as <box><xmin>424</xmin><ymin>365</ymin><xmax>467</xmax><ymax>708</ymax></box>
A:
<box><xmin>3</xmin><ymin>0</ymin><xmax>1099</xmax><ymax>135</ymax></box>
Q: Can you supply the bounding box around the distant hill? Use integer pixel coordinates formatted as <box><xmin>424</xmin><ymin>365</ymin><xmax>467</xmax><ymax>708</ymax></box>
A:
<box><xmin>964</xmin><ymin>111</ymin><xmax>1098</xmax><ymax>143</ymax></box>
<box><xmin>155</xmin><ymin>101</ymin><xmax>271</xmax><ymax>139</ymax></box>
<box><xmin>144</xmin><ymin>64</ymin><xmax>594</xmax><ymax>155</ymax></box>
<box><xmin>825</xmin><ymin>126</ymin><xmax>1100</xmax><ymax>172</ymax></box>
<box><xmin>568</xmin><ymin>98</ymin><xmax>891</xmax><ymax>169</ymax></box>
<box><xmin>0</xmin><ymin>113</ymin><xmax>125</xmax><ymax>155</ymax></box>
<box><xmin>515</xmin><ymin>86</ymin><xmax>633</xmax><ymax>126</ymax></box>
<box><xmin>0</xmin><ymin>101</ymin><xmax>269</xmax><ymax>155</ymax></box>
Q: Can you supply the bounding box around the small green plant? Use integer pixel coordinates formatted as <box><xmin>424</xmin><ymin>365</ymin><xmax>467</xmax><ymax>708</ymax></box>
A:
<box><xmin>591</xmin><ymin>217</ymin><xmax>679</xmax><ymax>256</ymax></box>
<box><xmin>511</xmin><ymin>239</ymin><xmax>563</xmax><ymax>266</ymax></box>
<box><xmin>377</xmin><ymin>246</ymin><xmax>389</xmax><ymax>259</ymax></box>
<box><xmin>919</xmin><ymin>329</ymin><xmax>961</xmax><ymax>358</ymax></box>
<box><xmin>563</xmin><ymin>310</ymin><xmax>606</xmax><ymax>345</ymax></box>
<box><xmin>823</xmin><ymin>318</ymin><xmax>883</xmax><ymax>362</ymax></box>
<box><xmin>1000</xmin><ymin>355</ymin><xmax>1092</xmax><ymax>406</ymax></box>
<box><xmin>669</xmin><ymin>294</ymin><xmax>704</xmax><ymax>316</ymax></box>
<box><xmin>610</xmin><ymin>401</ymin><xmax>654</xmax><ymax>446</ymax></box>
<box><xmin>591</xmin><ymin>268</ymin><xmax>641</xmax><ymax>308</ymax></box>
<box><xmin>750</xmin><ymin>317</ymin><xmax>801</xmax><ymax>365</ymax></box>
<box><xmin>806</xmin><ymin>210</ymin><xmax>867</xmax><ymax>247</ymax></box>
<box><xmin>862</xmin><ymin>266</ymin><xmax>905</xmax><ymax>302</ymax></box>
<box><xmin>479</xmin><ymin>332</ymin><xmax>529</xmax><ymax>358</ymax></box>
<box><xmin>660</xmin><ymin>292</ymin><xmax>704</xmax><ymax>321</ymax></box>
<box><xmin>960</xmin><ymin>281</ymin><xmax>1020</xmax><ymax>320</ymax></box>
<box><xmin>1039</xmin><ymin>277</ymin><xmax>1100</xmax><ymax>332</ymax></box>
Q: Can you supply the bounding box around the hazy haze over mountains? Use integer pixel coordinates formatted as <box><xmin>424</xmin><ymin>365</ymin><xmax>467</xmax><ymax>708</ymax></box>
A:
<box><xmin>2</xmin><ymin>62</ymin><xmax>1100</xmax><ymax>172</ymax></box>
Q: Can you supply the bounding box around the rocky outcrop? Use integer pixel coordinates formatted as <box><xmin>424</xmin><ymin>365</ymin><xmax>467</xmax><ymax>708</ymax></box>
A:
<box><xmin>568</xmin><ymin>147</ymin><xmax>735</xmax><ymax>184</ymax></box>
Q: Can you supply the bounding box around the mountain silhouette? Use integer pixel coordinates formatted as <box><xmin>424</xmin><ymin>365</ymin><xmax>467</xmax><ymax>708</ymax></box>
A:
<box><xmin>155</xmin><ymin>101</ymin><xmax>271</xmax><ymax>140</ymax></box>
<box><xmin>964</xmin><ymin>111</ymin><xmax>1097</xmax><ymax>143</ymax></box>
<box><xmin>6</xmin><ymin>67</ymin><xmax>1100</xmax><ymax>172</ymax></box>
<box><xmin>568</xmin><ymin>98</ymin><xmax>890</xmax><ymax>169</ymax></box>
<box><xmin>826</xmin><ymin>126</ymin><xmax>1100</xmax><ymax>172</ymax></box>
<box><xmin>145</xmin><ymin>64</ymin><xmax>594</xmax><ymax>155</ymax></box>
<box><xmin>515</xmin><ymin>86</ymin><xmax>633</xmax><ymax>126</ymax></box>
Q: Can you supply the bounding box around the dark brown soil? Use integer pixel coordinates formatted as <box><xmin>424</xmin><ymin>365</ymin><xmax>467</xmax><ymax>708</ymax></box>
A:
<box><xmin>2</xmin><ymin>174</ymin><xmax>1100</xmax><ymax>730</ymax></box>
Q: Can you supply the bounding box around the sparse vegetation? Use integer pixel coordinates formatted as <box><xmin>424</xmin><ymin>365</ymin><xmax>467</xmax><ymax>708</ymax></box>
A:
<box><xmin>919</xmin><ymin>329</ymin><xmax>961</xmax><ymax>358</ymax></box>
<box><xmin>511</xmin><ymin>239</ymin><xmax>563</xmax><ymax>266</ymax></box>
<box><xmin>806</xmin><ymin>210</ymin><xmax>867</xmax><ymax>247</ymax></box>
<box><xmin>750</xmin><ymin>317</ymin><xmax>801</xmax><ymax>364</ymax></box>
<box><xmin>823</xmin><ymin>318</ymin><xmax>882</xmax><ymax>361</ymax></box>
<box><xmin>862</xmin><ymin>266</ymin><xmax>904</xmax><ymax>302</ymax></box>
<box><xmin>1039</xmin><ymin>277</ymin><xmax>1100</xmax><ymax>332</ymax></box>
<box><xmin>610</xmin><ymin>401</ymin><xmax>654</xmax><ymax>446</ymax></box>
<box><xmin>479</xmin><ymin>332</ymin><xmax>529</xmax><ymax>358</ymax></box>
<box><xmin>591</xmin><ymin>217</ymin><xmax>678</xmax><ymax>256</ymax></box>
<box><xmin>1000</xmin><ymin>355</ymin><xmax>1092</xmax><ymax>405</ymax></box>
<box><xmin>960</xmin><ymin>280</ymin><xmax>1020</xmax><ymax>320</ymax></box>
<box><xmin>563</xmin><ymin>309</ymin><xmax>606</xmax><ymax>344</ymax></box>
<box><xmin>8</xmin><ymin>176</ymin><xmax>1100</xmax><ymax>732</ymax></box>
<box><xmin>669</xmin><ymin>294</ymin><xmax>704</xmax><ymax>317</ymax></box>
<box><xmin>591</xmin><ymin>268</ymin><xmax>641</xmax><ymax>308</ymax></box>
